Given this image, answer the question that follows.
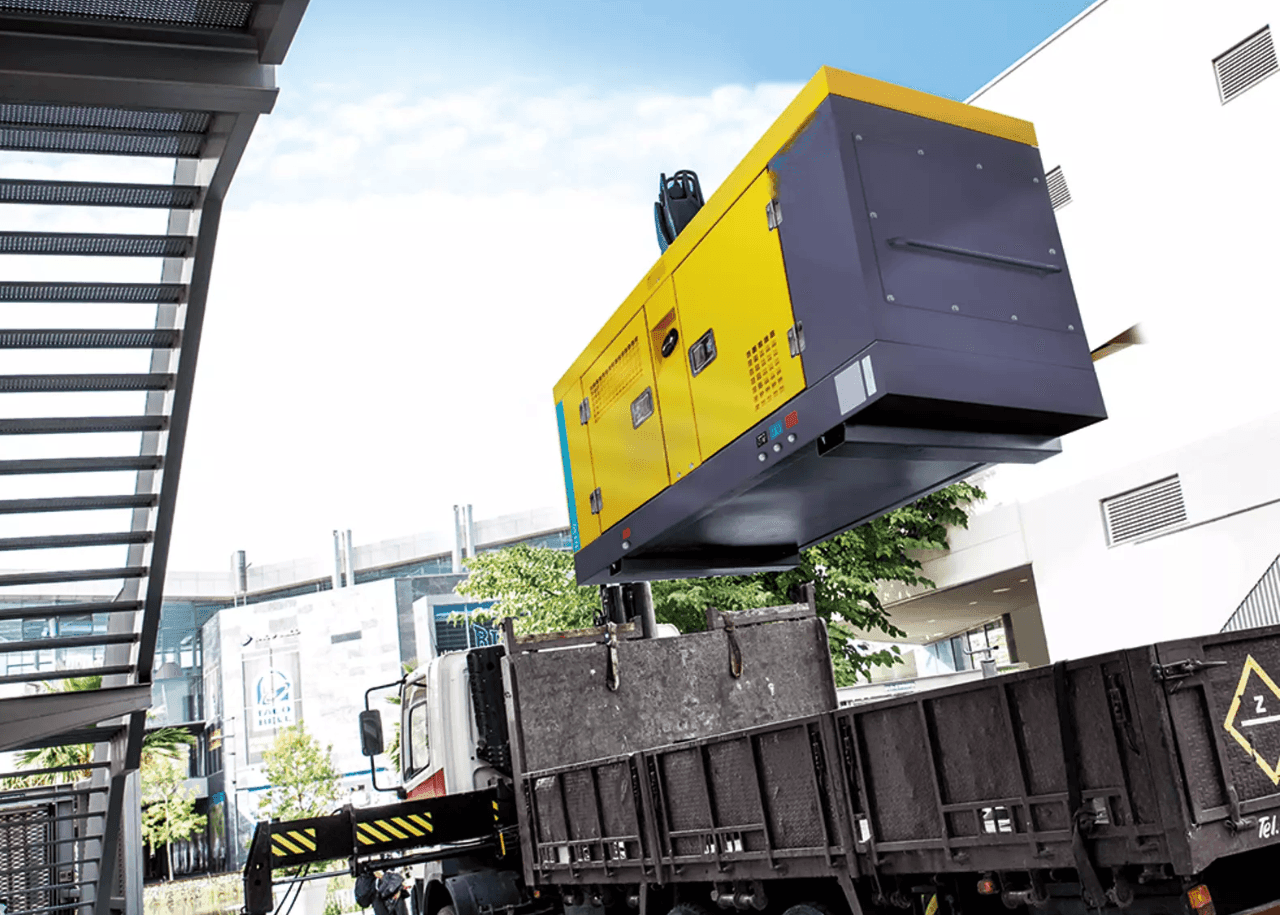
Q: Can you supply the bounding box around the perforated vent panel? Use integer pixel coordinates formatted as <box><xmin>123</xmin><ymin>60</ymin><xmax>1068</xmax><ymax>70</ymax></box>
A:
<box><xmin>747</xmin><ymin>329</ymin><xmax>785</xmax><ymax>411</ymax></box>
<box><xmin>0</xmin><ymin>0</ymin><xmax>253</xmax><ymax>29</ymax></box>
<box><xmin>1046</xmin><ymin>166</ymin><xmax>1071</xmax><ymax>210</ymax></box>
<box><xmin>1215</xmin><ymin>26</ymin><xmax>1279</xmax><ymax>104</ymax></box>
<box><xmin>589</xmin><ymin>337</ymin><xmax>641</xmax><ymax>420</ymax></box>
<box><xmin>0</xmin><ymin>804</ymin><xmax>55</xmax><ymax>915</ymax></box>
<box><xmin>1102</xmin><ymin>475</ymin><xmax>1187</xmax><ymax>546</ymax></box>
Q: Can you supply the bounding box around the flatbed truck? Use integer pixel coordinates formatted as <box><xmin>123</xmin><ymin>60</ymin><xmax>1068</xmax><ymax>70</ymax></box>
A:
<box><xmin>245</xmin><ymin>598</ymin><xmax>1280</xmax><ymax>915</ymax></box>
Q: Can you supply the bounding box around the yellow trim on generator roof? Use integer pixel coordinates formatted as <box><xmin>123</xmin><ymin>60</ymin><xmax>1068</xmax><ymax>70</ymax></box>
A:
<box><xmin>553</xmin><ymin>65</ymin><xmax>1038</xmax><ymax>402</ymax></box>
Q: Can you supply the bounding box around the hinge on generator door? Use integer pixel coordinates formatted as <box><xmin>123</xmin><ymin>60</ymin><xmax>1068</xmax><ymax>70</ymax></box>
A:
<box><xmin>579</xmin><ymin>398</ymin><xmax>591</xmax><ymax>424</ymax></box>
<box><xmin>766</xmin><ymin>199</ymin><xmax>782</xmax><ymax>230</ymax></box>
<box><xmin>787</xmin><ymin>322</ymin><xmax>805</xmax><ymax>357</ymax></box>
<box><xmin>589</xmin><ymin>488</ymin><xmax>603</xmax><ymax>515</ymax></box>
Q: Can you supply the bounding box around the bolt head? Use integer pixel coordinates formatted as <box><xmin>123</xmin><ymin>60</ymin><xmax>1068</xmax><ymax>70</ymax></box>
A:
<box><xmin>886</xmin><ymin>295</ymin><xmax>895</xmax><ymax>303</ymax></box>
<box><xmin>1049</xmin><ymin>248</ymin><xmax>1057</xmax><ymax>255</ymax></box>
<box><xmin>1011</xmin><ymin>315</ymin><xmax>1019</xmax><ymax>321</ymax></box>
<box><xmin>869</xmin><ymin>211</ymin><xmax>877</xmax><ymax>219</ymax></box>
<box><xmin>1068</xmin><ymin>324</ymin><xmax>1075</xmax><ymax>331</ymax></box>
<box><xmin>1033</xmin><ymin>177</ymin><xmax>1041</xmax><ymax>183</ymax></box>
<box><xmin>951</xmin><ymin>305</ymin><xmax>960</xmax><ymax>312</ymax></box>
<box><xmin>917</xmin><ymin>149</ymin><xmax>924</xmax><ymax>155</ymax></box>
<box><xmin>976</xmin><ymin>163</ymin><xmax>983</xmax><ymax>170</ymax></box>
<box><xmin>621</xmin><ymin>540</ymin><xmax>631</xmax><ymax>550</ymax></box>
<box><xmin>757</xmin><ymin>453</ymin><xmax>767</xmax><ymax>463</ymax></box>
<box><xmin>855</xmin><ymin>134</ymin><xmax>863</xmax><ymax>141</ymax></box>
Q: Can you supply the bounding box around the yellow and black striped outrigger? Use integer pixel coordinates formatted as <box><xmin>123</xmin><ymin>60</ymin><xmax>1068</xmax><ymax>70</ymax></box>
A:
<box><xmin>244</xmin><ymin>787</ymin><xmax>514</xmax><ymax>915</ymax></box>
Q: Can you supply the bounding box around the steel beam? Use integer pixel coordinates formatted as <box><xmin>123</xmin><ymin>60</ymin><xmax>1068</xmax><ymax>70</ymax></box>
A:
<box><xmin>0</xmin><ymin>686</ymin><xmax>149</xmax><ymax>752</ymax></box>
<box><xmin>0</xmin><ymin>456</ymin><xmax>163</xmax><ymax>475</ymax></box>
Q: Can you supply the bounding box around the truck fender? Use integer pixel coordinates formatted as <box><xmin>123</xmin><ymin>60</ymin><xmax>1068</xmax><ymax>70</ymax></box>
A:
<box><xmin>442</xmin><ymin>870</ymin><xmax>522</xmax><ymax>915</ymax></box>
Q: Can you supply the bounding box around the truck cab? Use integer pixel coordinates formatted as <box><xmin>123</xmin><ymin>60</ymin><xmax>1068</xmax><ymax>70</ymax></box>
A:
<box><xmin>401</xmin><ymin>646</ymin><xmax>510</xmax><ymax>801</ymax></box>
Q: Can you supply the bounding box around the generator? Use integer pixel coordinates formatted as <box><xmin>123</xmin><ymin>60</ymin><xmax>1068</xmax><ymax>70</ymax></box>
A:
<box><xmin>554</xmin><ymin>66</ymin><xmax>1106</xmax><ymax>586</ymax></box>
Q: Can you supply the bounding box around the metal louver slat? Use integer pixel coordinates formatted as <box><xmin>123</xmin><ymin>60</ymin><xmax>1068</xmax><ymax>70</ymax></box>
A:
<box><xmin>1215</xmin><ymin>26</ymin><xmax>1279</xmax><ymax>104</ymax></box>
<box><xmin>0</xmin><ymin>567</ymin><xmax>145</xmax><ymax>589</ymax></box>
<box><xmin>0</xmin><ymin>179</ymin><xmax>201</xmax><ymax>208</ymax></box>
<box><xmin>1222</xmin><ymin>554</ymin><xmax>1280</xmax><ymax>632</ymax></box>
<box><xmin>0</xmin><ymin>455</ymin><xmax>162</xmax><ymax>474</ymax></box>
<box><xmin>0</xmin><ymin>329</ymin><xmax>179</xmax><ymax>348</ymax></box>
<box><xmin>0</xmin><ymin>666</ymin><xmax>133</xmax><ymax>687</ymax></box>
<box><xmin>0</xmin><ymin>102</ymin><xmax>210</xmax><ymax>133</ymax></box>
<box><xmin>1101</xmin><ymin>475</ymin><xmax>1187</xmax><ymax>546</ymax></box>
<box><xmin>0</xmin><ymin>633</ymin><xmax>139</xmax><ymax>653</ymax></box>
<box><xmin>0</xmin><ymin>125</ymin><xmax>205</xmax><ymax>157</ymax></box>
<box><xmin>0</xmin><ymin>531</ymin><xmax>152</xmax><ymax>551</ymax></box>
<box><xmin>0</xmin><ymin>0</ymin><xmax>256</xmax><ymax>30</ymax></box>
<box><xmin>0</xmin><ymin>600</ymin><xmax>141</xmax><ymax>621</ymax></box>
<box><xmin>0</xmin><ymin>232</ymin><xmax>193</xmax><ymax>257</ymax></box>
<box><xmin>0</xmin><ymin>415</ymin><xmax>168</xmax><ymax>434</ymax></box>
<box><xmin>0</xmin><ymin>282</ymin><xmax>184</xmax><ymax>302</ymax></box>
<box><xmin>0</xmin><ymin>373</ymin><xmax>174</xmax><ymax>392</ymax></box>
<box><xmin>0</xmin><ymin>494</ymin><xmax>156</xmax><ymax>514</ymax></box>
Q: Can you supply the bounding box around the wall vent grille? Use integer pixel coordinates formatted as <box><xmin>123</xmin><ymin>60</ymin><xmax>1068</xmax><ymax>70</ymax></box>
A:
<box><xmin>1223</xmin><ymin>553</ymin><xmax>1280</xmax><ymax>632</ymax></box>
<box><xmin>1215</xmin><ymin>26</ymin><xmax>1278</xmax><ymax>104</ymax></box>
<box><xmin>1045</xmin><ymin>166</ymin><xmax>1071</xmax><ymax>210</ymax></box>
<box><xmin>1101</xmin><ymin>475</ymin><xmax>1187</xmax><ymax>546</ymax></box>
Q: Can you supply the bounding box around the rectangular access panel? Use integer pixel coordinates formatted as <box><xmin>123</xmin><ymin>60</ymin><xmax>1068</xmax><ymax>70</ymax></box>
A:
<box><xmin>554</xmin><ymin>66</ymin><xmax>1106</xmax><ymax>585</ymax></box>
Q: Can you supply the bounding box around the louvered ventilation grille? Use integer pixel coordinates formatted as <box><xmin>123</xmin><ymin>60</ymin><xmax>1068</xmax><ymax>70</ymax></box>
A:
<box><xmin>1223</xmin><ymin>554</ymin><xmax>1280</xmax><ymax>632</ymax></box>
<box><xmin>0</xmin><ymin>0</ymin><xmax>253</xmax><ymax>29</ymax></box>
<box><xmin>1102</xmin><ymin>475</ymin><xmax>1187</xmax><ymax>546</ymax></box>
<box><xmin>589</xmin><ymin>338</ymin><xmax>641</xmax><ymax>420</ymax></box>
<box><xmin>1046</xmin><ymin>166</ymin><xmax>1071</xmax><ymax>210</ymax></box>
<box><xmin>0</xmin><ymin>103</ymin><xmax>210</xmax><ymax>133</ymax></box>
<box><xmin>747</xmin><ymin>329</ymin><xmax>785</xmax><ymax>411</ymax></box>
<box><xmin>1215</xmin><ymin>26</ymin><xmax>1279</xmax><ymax>104</ymax></box>
<box><xmin>0</xmin><ymin>180</ymin><xmax>200</xmax><ymax>208</ymax></box>
<box><xmin>0</xmin><ymin>126</ymin><xmax>204</xmax><ymax>157</ymax></box>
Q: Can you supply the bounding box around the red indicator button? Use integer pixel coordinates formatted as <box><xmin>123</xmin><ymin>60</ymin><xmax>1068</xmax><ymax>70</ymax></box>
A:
<box><xmin>784</xmin><ymin>411</ymin><xmax>799</xmax><ymax>429</ymax></box>
<box><xmin>622</xmin><ymin>527</ymin><xmax>631</xmax><ymax>540</ymax></box>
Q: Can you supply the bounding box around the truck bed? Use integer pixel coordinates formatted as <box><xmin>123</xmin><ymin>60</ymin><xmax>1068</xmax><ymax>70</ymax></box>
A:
<box><xmin>516</xmin><ymin>622</ymin><xmax>1280</xmax><ymax>893</ymax></box>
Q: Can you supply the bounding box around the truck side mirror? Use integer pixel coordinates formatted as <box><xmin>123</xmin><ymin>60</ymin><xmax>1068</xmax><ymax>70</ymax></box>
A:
<box><xmin>358</xmin><ymin>709</ymin><xmax>384</xmax><ymax>757</ymax></box>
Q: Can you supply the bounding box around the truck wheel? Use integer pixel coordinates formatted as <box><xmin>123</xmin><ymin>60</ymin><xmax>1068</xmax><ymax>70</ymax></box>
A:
<box><xmin>781</xmin><ymin>904</ymin><xmax>832</xmax><ymax>915</ymax></box>
<box><xmin>437</xmin><ymin>906</ymin><xmax>456</xmax><ymax>915</ymax></box>
<box><xmin>668</xmin><ymin>905</ymin><xmax>711</xmax><ymax>915</ymax></box>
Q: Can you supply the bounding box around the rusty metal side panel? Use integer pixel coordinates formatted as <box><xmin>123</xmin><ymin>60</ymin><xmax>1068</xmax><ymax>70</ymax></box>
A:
<box><xmin>506</xmin><ymin>618</ymin><xmax>836</xmax><ymax>773</ymax></box>
<box><xmin>1155</xmin><ymin>623</ymin><xmax>1280</xmax><ymax>873</ymax></box>
<box><xmin>839</xmin><ymin>654</ymin><xmax>1175</xmax><ymax>876</ymax></box>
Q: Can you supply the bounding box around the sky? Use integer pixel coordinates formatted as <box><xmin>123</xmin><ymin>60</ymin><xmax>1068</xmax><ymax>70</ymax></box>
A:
<box><xmin>161</xmin><ymin>0</ymin><xmax>1100</xmax><ymax>571</ymax></box>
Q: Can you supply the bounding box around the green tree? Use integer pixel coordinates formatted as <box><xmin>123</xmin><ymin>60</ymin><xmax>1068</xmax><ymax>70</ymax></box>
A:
<box><xmin>141</xmin><ymin>755</ymin><xmax>205</xmax><ymax>881</ymax></box>
<box><xmin>460</xmin><ymin>482</ymin><xmax>984</xmax><ymax>686</ymax></box>
<box><xmin>261</xmin><ymin>724</ymin><xmax>342</xmax><ymax>822</ymax></box>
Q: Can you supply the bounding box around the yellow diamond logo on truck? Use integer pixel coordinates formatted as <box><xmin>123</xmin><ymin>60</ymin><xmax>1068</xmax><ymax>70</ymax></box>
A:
<box><xmin>1224</xmin><ymin>654</ymin><xmax>1280</xmax><ymax>785</ymax></box>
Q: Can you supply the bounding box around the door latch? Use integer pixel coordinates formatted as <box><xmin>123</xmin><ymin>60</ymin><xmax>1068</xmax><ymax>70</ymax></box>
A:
<box><xmin>589</xmin><ymin>488</ymin><xmax>603</xmax><ymax>515</ymax></box>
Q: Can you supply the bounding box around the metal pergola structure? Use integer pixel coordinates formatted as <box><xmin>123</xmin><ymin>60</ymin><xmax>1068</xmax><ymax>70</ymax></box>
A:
<box><xmin>0</xmin><ymin>3</ymin><xmax>307</xmax><ymax>913</ymax></box>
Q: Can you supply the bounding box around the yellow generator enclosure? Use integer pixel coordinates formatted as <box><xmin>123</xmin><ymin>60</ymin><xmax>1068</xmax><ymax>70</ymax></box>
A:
<box><xmin>554</xmin><ymin>66</ymin><xmax>1106</xmax><ymax>586</ymax></box>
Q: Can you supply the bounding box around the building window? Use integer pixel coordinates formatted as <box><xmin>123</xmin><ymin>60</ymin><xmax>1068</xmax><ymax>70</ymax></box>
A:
<box><xmin>1101</xmin><ymin>475</ymin><xmax>1187</xmax><ymax>546</ymax></box>
<box><xmin>1214</xmin><ymin>26</ymin><xmax>1278</xmax><ymax>104</ymax></box>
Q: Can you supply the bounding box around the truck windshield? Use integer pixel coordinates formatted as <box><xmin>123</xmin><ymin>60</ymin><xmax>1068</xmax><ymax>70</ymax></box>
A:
<box><xmin>408</xmin><ymin>701</ymin><xmax>429</xmax><ymax>774</ymax></box>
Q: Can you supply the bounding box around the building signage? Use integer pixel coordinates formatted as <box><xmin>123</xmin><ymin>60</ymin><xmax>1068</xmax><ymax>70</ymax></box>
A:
<box><xmin>253</xmin><ymin>668</ymin><xmax>295</xmax><ymax>730</ymax></box>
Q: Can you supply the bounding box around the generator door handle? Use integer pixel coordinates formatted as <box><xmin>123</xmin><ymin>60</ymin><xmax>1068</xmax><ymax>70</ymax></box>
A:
<box><xmin>887</xmin><ymin>237</ymin><xmax>1063</xmax><ymax>275</ymax></box>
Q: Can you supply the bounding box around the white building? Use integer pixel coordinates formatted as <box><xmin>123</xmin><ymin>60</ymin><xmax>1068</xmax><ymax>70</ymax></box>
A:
<box><xmin>872</xmin><ymin>0</ymin><xmax>1280</xmax><ymax>668</ymax></box>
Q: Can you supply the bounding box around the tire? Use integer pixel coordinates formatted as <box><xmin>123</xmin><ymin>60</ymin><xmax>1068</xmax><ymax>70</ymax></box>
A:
<box><xmin>668</xmin><ymin>905</ymin><xmax>712</xmax><ymax>915</ymax></box>
<box><xmin>437</xmin><ymin>906</ymin><xmax>457</xmax><ymax>915</ymax></box>
<box><xmin>781</xmin><ymin>904</ymin><xmax>834</xmax><ymax>915</ymax></box>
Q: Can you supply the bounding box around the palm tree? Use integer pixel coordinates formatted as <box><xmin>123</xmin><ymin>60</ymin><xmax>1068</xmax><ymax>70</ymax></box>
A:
<box><xmin>2</xmin><ymin>674</ymin><xmax>196</xmax><ymax>789</ymax></box>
